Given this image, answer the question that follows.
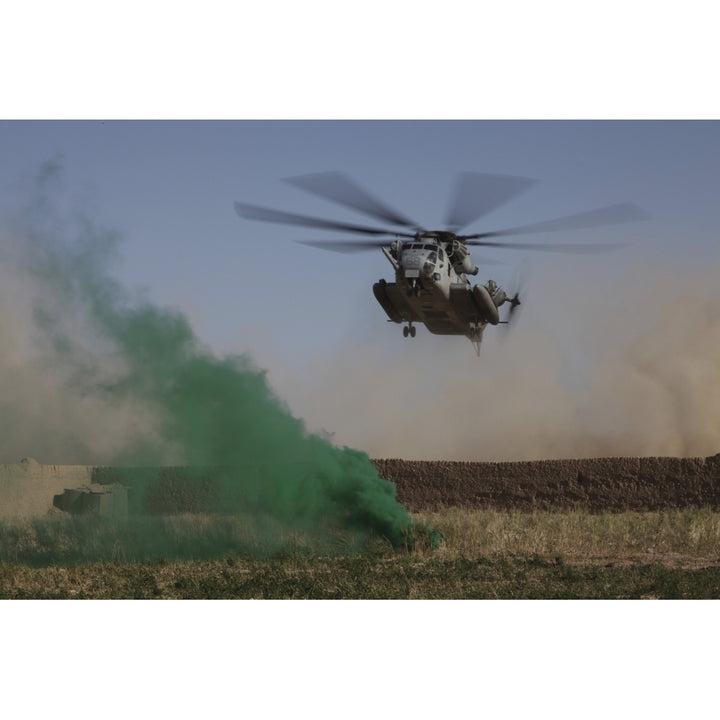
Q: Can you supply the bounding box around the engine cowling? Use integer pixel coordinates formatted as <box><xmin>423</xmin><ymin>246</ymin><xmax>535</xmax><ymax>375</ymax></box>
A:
<box><xmin>450</xmin><ymin>243</ymin><xmax>478</xmax><ymax>276</ymax></box>
<box><xmin>489</xmin><ymin>283</ymin><xmax>507</xmax><ymax>307</ymax></box>
<box><xmin>472</xmin><ymin>284</ymin><xmax>500</xmax><ymax>325</ymax></box>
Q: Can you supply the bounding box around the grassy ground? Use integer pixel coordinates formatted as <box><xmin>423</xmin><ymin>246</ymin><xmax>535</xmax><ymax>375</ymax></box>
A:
<box><xmin>2</xmin><ymin>508</ymin><xmax>719</xmax><ymax>598</ymax></box>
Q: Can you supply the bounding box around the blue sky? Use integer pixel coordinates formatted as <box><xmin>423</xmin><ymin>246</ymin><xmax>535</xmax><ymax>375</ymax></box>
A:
<box><xmin>1</xmin><ymin>120</ymin><xmax>720</xmax><ymax>461</ymax></box>
<box><xmin>1</xmin><ymin>120</ymin><xmax>718</xmax><ymax>358</ymax></box>
<box><xmin>1</xmin><ymin>5</ymin><xmax>719</xmax><ymax>462</ymax></box>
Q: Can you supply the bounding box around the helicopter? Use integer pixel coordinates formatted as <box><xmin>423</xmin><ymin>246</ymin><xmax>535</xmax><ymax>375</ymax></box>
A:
<box><xmin>234</xmin><ymin>172</ymin><xmax>649</xmax><ymax>355</ymax></box>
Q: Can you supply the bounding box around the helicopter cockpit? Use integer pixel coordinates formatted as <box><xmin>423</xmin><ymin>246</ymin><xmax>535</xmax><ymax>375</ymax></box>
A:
<box><xmin>401</xmin><ymin>242</ymin><xmax>446</xmax><ymax>270</ymax></box>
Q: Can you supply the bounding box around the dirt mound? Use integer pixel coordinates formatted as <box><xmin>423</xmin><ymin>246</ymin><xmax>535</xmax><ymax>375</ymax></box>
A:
<box><xmin>373</xmin><ymin>455</ymin><xmax>720</xmax><ymax>512</ymax></box>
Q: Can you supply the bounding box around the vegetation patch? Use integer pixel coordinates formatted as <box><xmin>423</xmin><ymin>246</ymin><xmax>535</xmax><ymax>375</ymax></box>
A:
<box><xmin>1</xmin><ymin>508</ymin><xmax>719</xmax><ymax>598</ymax></box>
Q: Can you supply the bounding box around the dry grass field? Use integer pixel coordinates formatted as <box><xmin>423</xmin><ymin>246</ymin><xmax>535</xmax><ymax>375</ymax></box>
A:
<box><xmin>2</xmin><ymin>507</ymin><xmax>719</xmax><ymax>598</ymax></box>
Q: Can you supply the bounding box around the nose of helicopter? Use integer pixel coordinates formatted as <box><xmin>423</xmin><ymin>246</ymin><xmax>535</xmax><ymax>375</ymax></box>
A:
<box><xmin>401</xmin><ymin>245</ymin><xmax>441</xmax><ymax>282</ymax></box>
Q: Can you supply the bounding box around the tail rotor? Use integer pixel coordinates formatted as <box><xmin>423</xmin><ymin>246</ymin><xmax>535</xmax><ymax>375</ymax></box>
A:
<box><xmin>499</xmin><ymin>264</ymin><xmax>529</xmax><ymax>337</ymax></box>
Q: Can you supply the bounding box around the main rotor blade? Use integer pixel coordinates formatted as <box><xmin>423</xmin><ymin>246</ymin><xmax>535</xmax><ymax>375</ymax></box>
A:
<box><xmin>298</xmin><ymin>240</ymin><xmax>505</xmax><ymax>264</ymax></box>
<box><xmin>285</xmin><ymin>172</ymin><xmax>423</xmax><ymax>230</ymax></box>
<box><xmin>234</xmin><ymin>202</ymin><xmax>415</xmax><ymax>237</ymax></box>
<box><xmin>463</xmin><ymin>202</ymin><xmax>649</xmax><ymax>240</ymax></box>
<box><xmin>444</xmin><ymin>172</ymin><xmax>539</xmax><ymax>232</ymax></box>
<box><xmin>297</xmin><ymin>239</ymin><xmax>390</xmax><ymax>253</ymax></box>
<box><xmin>464</xmin><ymin>240</ymin><xmax>628</xmax><ymax>254</ymax></box>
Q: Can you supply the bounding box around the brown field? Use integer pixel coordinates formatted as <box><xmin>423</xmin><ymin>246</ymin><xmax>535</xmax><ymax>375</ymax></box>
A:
<box><xmin>376</xmin><ymin>455</ymin><xmax>720</xmax><ymax>513</ymax></box>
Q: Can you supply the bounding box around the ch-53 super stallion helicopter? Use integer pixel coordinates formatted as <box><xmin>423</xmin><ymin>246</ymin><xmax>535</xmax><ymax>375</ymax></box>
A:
<box><xmin>235</xmin><ymin>172</ymin><xmax>648</xmax><ymax>355</ymax></box>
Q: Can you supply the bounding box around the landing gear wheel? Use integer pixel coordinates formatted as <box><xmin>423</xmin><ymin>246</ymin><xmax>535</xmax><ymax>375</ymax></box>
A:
<box><xmin>410</xmin><ymin>326</ymin><xmax>416</xmax><ymax>338</ymax></box>
<box><xmin>403</xmin><ymin>326</ymin><xmax>409</xmax><ymax>338</ymax></box>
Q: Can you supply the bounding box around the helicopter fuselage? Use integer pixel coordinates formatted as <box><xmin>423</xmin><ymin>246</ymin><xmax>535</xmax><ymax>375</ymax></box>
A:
<box><xmin>372</xmin><ymin>234</ymin><xmax>508</xmax><ymax>353</ymax></box>
<box><xmin>234</xmin><ymin>172</ymin><xmax>642</xmax><ymax>354</ymax></box>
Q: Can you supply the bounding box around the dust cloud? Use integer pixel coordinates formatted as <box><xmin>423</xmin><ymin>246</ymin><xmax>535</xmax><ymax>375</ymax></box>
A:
<box><xmin>0</xmin><ymin>162</ymin><xmax>411</xmax><ymax>548</ymax></box>
<box><xmin>0</xmin><ymin>166</ymin><xmax>162</xmax><ymax>465</ymax></box>
<box><xmin>3</xmin><ymin>161</ymin><xmax>719</xmax><ymax>473</ymax></box>
<box><xmin>274</xmin><ymin>256</ymin><xmax>720</xmax><ymax>461</ymax></box>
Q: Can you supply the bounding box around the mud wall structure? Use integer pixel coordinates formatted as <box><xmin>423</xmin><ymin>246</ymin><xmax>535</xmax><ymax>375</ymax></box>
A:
<box><xmin>373</xmin><ymin>456</ymin><xmax>720</xmax><ymax>512</ymax></box>
<box><xmin>0</xmin><ymin>458</ymin><xmax>92</xmax><ymax>518</ymax></box>
<box><xmin>3</xmin><ymin>456</ymin><xmax>720</xmax><ymax>518</ymax></box>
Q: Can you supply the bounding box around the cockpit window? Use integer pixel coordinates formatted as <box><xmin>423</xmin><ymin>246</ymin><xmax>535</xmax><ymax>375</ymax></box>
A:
<box><xmin>404</xmin><ymin>243</ymin><xmax>441</xmax><ymax>252</ymax></box>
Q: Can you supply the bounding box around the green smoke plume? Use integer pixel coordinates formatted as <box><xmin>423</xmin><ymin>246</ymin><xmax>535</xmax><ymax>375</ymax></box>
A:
<box><xmin>2</xmin><ymin>161</ymin><xmax>412</xmax><ymax>555</ymax></box>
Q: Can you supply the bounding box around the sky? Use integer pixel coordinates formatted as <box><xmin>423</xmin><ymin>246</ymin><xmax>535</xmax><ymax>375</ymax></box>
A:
<box><xmin>1</xmin><ymin>119</ymin><xmax>720</xmax><ymax>461</ymax></box>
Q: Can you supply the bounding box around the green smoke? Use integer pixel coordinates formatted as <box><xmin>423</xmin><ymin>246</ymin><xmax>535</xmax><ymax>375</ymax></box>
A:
<box><xmin>3</xmin><ymin>161</ymin><xmax>412</xmax><ymax>554</ymax></box>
